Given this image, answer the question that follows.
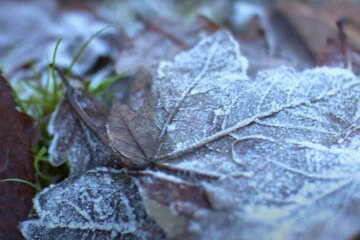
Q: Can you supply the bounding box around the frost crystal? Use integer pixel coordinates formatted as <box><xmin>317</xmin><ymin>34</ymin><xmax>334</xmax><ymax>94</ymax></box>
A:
<box><xmin>20</xmin><ymin>168</ymin><xmax>165</xmax><ymax>240</ymax></box>
<box><xmin>26</xmin><ymin>29</ymin><xmax>360</xmax><ymax>240</ymax></box>
<box><xmin>48</xmin><ymin>89</ymin><xmax>116</xmax><ymax>176</ymax></box>
<box><xmin>108</xmin><ymin>30</ymin><xmax>360</xmax><ymax>239</ymax></box>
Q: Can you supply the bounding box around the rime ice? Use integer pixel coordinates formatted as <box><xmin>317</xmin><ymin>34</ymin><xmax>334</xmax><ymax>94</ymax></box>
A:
<box><xmin>26</xmin><ymin>30</ymin><xmax>360</xmax><ymax>240</ymax></box>
<box><xmin>20</xmin><ymin>168</ymin><xmax>165</xmax><ymax>239</ymax></box>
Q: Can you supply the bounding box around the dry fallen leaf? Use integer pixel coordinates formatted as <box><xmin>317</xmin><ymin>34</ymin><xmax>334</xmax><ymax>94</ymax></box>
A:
<box><xmin>231</xmin><ymin>2</ymin><xmax>314</xmax><ymax>75</ymax></box>
<box><xmin>0</xmin><ymin>74</ymin><xmax>35</xmax><ymax>239</ymax></box>
<box><xmin>276</xmin><ymin>1</ymin><xmax>360</xmax><ymax>72</ymax></box>
<box><xmin>20</xmin><ymin>168</ymin><xmax>166</xmax><ymax>239</ymax></box>
<box><xmin>48</xmin><ymin>85</ymin><xmax>117</xmax><ymax>176</ymax></box>
<box><xmin>108</xmin><ymin>31</ymin><xmax>360</xmax><ymax>239</ymax></box>
<box><xmin>20</xmin><ymin>30</ymin><xmax>360</xmax><ymax>240</ymax></box>
<box><xmin>115</xmin><ymin>16</ymin><xmax>213</xmax><ymax>77</ymax></box>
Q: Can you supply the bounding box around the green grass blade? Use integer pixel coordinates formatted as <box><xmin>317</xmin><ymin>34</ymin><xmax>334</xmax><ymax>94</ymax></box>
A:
<box><xmin>0</xmin><ymin>178</ymin><xmax>42</xmax><ymax>192</ymax></box>
<box><xmin>34</xmin><ymin>146</ymin><xmax>55</xmax><ymax>182</ymax></box>
<box><xmin>44</xmin><ymin>67</ymin><xmax>51</xmax><ymax>102</ymax></box>
<box><xmin>30</xmin><ymin>64</ymin><xmax>42</xmax><ymax>84</ymax></box>
<box><xmin>11</xmin><ymin>88</ymin><xmax>28</xmax><ymax>114</ymax></box>
<box><xmin>90</xmin><ymin>73</ymin><xmax>127</xmax><ymax>95</ymax></box>
<box><xmin>35</xmin><ymin>146</ymin><xmax>47</xmax><ymax>162</ymax></box>
<box><xmin>52</xmin><ymin>38</ymin><xmax>62</xmax><ymax>97</ymax></box>
<box><xmin>23</xmin><ymin>80</ymin><xmax>47</xmax><ymax>96</ymax></box>
<box><xmin>66</xmin><ymin>26</ymin><xmax>111</xmax><ymax>75</ymax></box>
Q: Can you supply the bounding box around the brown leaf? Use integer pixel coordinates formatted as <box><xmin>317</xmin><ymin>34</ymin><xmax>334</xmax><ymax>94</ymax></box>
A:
<box><xmin>323</xmin><ymin>0</ymin><xmax>360</xmax><ymax>52</ymax></box>
<box><xmin>0</xmin><ymin>74</ymin><xmax>35</xmax><ymax>239</ymax></box>
<box><xmin>115</xmin><ymin>16</ymin><xmax>215</xmax><ymax>76</ymax></box>
<box><xmin>276</xmin><ymin>1</ymin><xmax>360</xmax><ymax>67</ymax></box>
<box><xmin>276</xmin><ymin>2</ymin><xmax>337</xmax><ymax>59</ymax></box>
<box><xmin>230</xmin><ymin>2</ymin><xmax>313</xmax><ymax>75</ymax></box>
<box><xmin>49</xmin><ymin>85</ymin><xmax>117</xmax><ymax>176</ymax></box>
<box><xmin>108</xmin><ymin>31</ymin><xmax>360</xmax><ymax>239</ymax></box>
<box><xmin>134</xmin><ymin>171</ymin><xmax>212</xmax><ymax>239</ymax></box>
<box><xmin>317</xmin><ymin>37</ymin><xmax>360</xmax><ymax>74</ymax></box>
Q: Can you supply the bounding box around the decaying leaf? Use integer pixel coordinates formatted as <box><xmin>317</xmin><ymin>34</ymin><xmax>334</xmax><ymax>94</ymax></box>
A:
<box><xmin>231</xmin><ymin>2</ymin><xmax>314</xmax><ymax>75</ymax></box>
<box><xmin>49</xmin><ymin>86</ymin><xmax>116</xmax><ymax>176</ymax></box>
<box><xmin>108</xmin><ymin>30</ymin><xmax>249</xmax><ymax>167</ymax></box>
<box><xmin>134</xmin><ymin>170</ymin><xmax>213</xmax><ymax>239</ymax></box>
<box><xmin>0</xmin><ymin>75</ymin><xmax>35</xmax><ymax>239</ymax></box>
<box><xmin>20</xmin><ymin>168</ymin><xmax>165</xmax><ymax>239</ymax></box>
<box><xmin>107</xmin><ymin>31</ymin><xmax>360</xmax><ymax>239</ymax></box>
<box><xmin>108</xmin><ymin>30</ymin><xmax>359</xmax><ymax>169</ymax></box>
<box><xmin>317</xmin><ymin>40</ymin><xmax>360</xmax><ymax>75</ymax></box>
<box><xmin>115</xmin><ymin>16</ymin><xmax>212</xmax><ymax>77</ymax></box>
<box><xmin>276</xmin><ymin>1</ymin><xmax>360</xmax><ymax>72</ymax></box>
<box><xmin>19</xmin><ymin>25</ymin><xmax>360</xmax><ymax>239</ymax></box>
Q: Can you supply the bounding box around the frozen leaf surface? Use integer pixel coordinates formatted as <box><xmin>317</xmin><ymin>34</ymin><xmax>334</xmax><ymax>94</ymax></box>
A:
<box><xmin>108</xmin><ymin>31</ymin><xmax>360</xmax><ymax>239</ymax></box>
<box><xmin>108</xmin><ymin>30</ymin><xmax>249</xmax><ymax>166</ymax></box>
<box><xmin>49</xmin><ymin>87</ymin><xmax>116</xmax><ymax>176</ymax></box>
<box><xmin>20</xmin><ymin>168</ymin><xmax>165</xmax><ymax>240</ymax></box>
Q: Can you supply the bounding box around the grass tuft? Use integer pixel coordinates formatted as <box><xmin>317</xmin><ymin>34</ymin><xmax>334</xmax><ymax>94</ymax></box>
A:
<box><xmin>3</xmin><ymin>27</ymin><xmax>122</xmax><ymax>191</ymax></box>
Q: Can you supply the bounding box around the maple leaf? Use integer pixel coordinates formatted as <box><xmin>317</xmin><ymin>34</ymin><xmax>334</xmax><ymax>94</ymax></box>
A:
<box><xmin>20</xmin><ymin>30</ymin><xmax>360</xmax><ymax>240</ymax></box>
<box><xmin>108</xmin><ymin>30</ymin><xmax>359</xmax><ymax>169</ymax></box>
<box><xmin>107</xmin><ymin>30</ymin><xmax>360</xmax><ymax>239</ymax></box>
<box><xmin>107</xmin><ymin>30</ymin><xmax>249</xmax><ymax>167</ymax></box>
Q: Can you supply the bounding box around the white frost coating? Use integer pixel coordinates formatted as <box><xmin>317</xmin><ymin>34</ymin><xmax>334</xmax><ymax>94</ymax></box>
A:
<box><xmin>137</xmin><ymin>31</ymin><xmax>360</xmax><ymax>240</ymax></box>
<box><xmin>20</xmin><ymin>168</ymin><xmax>164</xmax><ymax>239</ymax></box>
<box><xmin>144</xmin><ymin>170</ymin><xmax>185</xmax><ymax>184</ymax></box>
<box><xmin>167</xmin><ymin>123</ymin><xmax>176</xmax><ymax>132</ymax></box>
<box><xmin>152</xmin><ymin>31</ymin><xmax>250</xmax><ymax>158</ymax></box>
<box><xmin>47</xmin><ymin>99</ymin><xmax>115</xmax><ymax>176</ymax></box>
<box><xmin>105</xmin><ymin>31</ymin><xmax>360</xmax><ymax>239</ymax></box>
<box><xmin>142</xmin><ymin>30</ymin><xmax>360</xmax><ymax>166</ymax></box>
<box><xmin>306</xmin><ymin>66</ymin><xmax>357</xmax><ymax>79</ymax></box>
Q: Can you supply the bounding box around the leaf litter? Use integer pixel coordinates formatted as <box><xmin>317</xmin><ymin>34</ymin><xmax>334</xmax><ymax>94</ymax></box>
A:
<box><xmin>21</xmin><ymin>28</ymin><xmax>360</xmax><ymax>240</ymax></box>
<box><xmin>276</xmin><ymin>1</ymin><xmax>360</xmax><ymax>74</ymax></box>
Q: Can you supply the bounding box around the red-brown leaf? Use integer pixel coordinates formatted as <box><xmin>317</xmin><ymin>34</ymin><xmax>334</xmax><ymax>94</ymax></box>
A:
<box><xmin>0</xmin><ymin>75</ymin><xmax>35</xmax><ymax>239</ymax></box>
